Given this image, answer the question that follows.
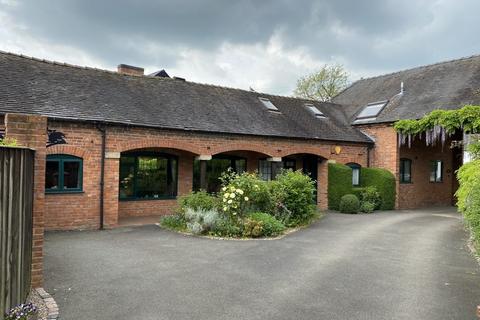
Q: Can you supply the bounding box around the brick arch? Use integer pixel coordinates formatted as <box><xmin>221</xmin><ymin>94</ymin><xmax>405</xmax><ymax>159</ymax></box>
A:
<box><xmin>278</xmin><ymin>147</ymin><xmax>330</xmax><ymax>160</ymax></box>
<box><xmin>118</xmin><ymin>139</ymin><xmax>202</xmax><ymax>155</ymax></box>
<box><xmin>210</xmin><ymin>143</ymin><xmax>276</xmax><ymax>157</ymax></box>
<box><xmin>46</xmin><ymin>145</ymin><xmax>91</xmax><ymax>160</ymax></box>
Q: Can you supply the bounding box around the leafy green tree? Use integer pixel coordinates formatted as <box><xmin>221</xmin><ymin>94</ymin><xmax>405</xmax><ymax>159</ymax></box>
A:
<box><xmin>293</xmin><ymin>64</ymin><xmax>349</xmax><ymax>101</ymax></box>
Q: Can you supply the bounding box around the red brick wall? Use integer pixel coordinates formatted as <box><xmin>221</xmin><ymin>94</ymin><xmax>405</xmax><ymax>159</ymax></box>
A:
<box><xmin>4</xmin><ymin>114</ymin><xmax>47</xmax><ymax>288</ymax></box>
<box><xmin>44</xmin><ymin>120</ymin><xmax>369</xmax><ymax>229</ymax></box>
<box><xmin>358</xmin><ymin>123</ymin><xmax>456</xmax><ymax>209</ymax></box>
<box><xmin>358</xmin><ymin>124</ymin><xmax>400</xmax><ymax>208</ymax></box>
<box><xmin>398</xmin><ymin>137</ymin><xmax>455</xmax><ymax>208</ymax></box>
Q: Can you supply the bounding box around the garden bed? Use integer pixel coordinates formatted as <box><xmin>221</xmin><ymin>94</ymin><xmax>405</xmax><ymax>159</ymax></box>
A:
<box><xmin>160</xmin><ymin>170</ymin><xmax>321</xmax><ymax>239</ymax></box>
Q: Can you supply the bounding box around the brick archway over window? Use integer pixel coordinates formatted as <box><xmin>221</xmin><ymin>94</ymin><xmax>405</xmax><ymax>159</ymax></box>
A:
<box><xmin>118</xmin><ymin>139</ymin><xmax>203</xmax><ymax>155</ymax></box>
<box><xmin>278</xmin><ymin>147</ymin><xmax>329</xmax><ymax>160</ymax></box>
<box><xmin>210</xmin><ymin>143</ymin><xmax>276</xmax><ymax>157</ymax></box>
<box><xmin>46</xmin><ymin>145</ymin><xmax>91</xmax><ymax>160</ymax></box>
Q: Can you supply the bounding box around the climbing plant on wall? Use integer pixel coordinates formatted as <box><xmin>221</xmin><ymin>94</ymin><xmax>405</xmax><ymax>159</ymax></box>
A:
<box><xmin>394</xmin><ymin>105</ymin><xmax>480</xmax><ymax>148</ymax></box>
<box><xmin>394</xmin><ymin>105</ymin><xmax>480</xmax><ymax>248</ymax></box>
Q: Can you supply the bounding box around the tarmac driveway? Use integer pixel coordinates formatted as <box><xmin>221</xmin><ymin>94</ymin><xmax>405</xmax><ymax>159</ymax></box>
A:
<box><xmin>44</xmin><ymin>207</ymin><xmax>480</xmax><ymax>320</ymax></box>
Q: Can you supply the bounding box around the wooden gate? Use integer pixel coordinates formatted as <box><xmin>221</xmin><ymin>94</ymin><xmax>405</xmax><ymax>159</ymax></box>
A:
<box><xmin>0</xmin><ymin>146</ymin><xmax>34</xmax><ymax>316</ymax></box>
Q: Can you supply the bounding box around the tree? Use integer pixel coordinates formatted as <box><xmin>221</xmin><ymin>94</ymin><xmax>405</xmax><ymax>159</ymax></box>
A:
<box><xmin>293</xmin><ymin>64</ymin><xmax>349</xmax><ymax>102</ymax></box>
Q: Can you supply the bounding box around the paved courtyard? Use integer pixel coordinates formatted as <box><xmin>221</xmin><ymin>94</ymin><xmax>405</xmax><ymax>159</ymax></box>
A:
<box><xmin>44</xmin><ymin>207</ymin><xmax>480</xmax><ymax>320</ymax></box>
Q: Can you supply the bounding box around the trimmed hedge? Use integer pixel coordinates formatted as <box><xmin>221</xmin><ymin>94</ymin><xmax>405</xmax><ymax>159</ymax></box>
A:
<box><xmin>360</xmin><ymin>167</ymin><xmax>396</xmax><ymax>210</ymax></box>
<box><xmin>328</xmin><ymin>163</ymin><xmax>354</xmax><ymax>210</ymax></box>
<box><xmin>328</xmin><ymin>163</ymin><xmax>396</xmax><ymax>211</ymax></box>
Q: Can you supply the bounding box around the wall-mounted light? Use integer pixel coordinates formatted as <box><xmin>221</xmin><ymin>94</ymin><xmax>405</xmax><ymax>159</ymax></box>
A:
<box><xmin>331</xmin><ymin>146</ymin><xmax>342</xmax><ymax>155</ymax></box>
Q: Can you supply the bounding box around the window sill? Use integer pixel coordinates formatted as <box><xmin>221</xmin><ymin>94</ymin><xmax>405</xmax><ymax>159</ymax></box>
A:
<box><xmin>119</xmin><ymin>196</ymin><xmax>177</xmax><ymax>202</ymax></box>
<box><xmin>400</xmin><ymin>182</ymin><xmax>413</xmax><ymax>184</ymax></box>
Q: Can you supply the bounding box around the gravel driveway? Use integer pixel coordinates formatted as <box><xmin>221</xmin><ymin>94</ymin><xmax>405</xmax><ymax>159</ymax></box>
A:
<box><xmin>44</xmin><ymin>207</ymin><xmax>480</xmax><ymax>320</ymax></box>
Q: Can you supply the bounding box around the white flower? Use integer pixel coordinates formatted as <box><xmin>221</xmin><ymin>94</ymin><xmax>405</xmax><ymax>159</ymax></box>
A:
<box><xmin>222</xmin><ymin>187</ymin><xmax>227</xmax><ymax>191</ymax></box>
<box><xmin>232</xmin><ymin>212</ymin><xmax>237</xmax><ymax>215</ymax></box>
<box><xmin>224</xmin><ymin>193</ymin><xmax>230</xmax><ymax>198</ymax></box>
<box><xmin>223</xmin><ymin>206</ymin><xmax>228</xmax><ymax>211</ymax></box>
<box><xmin>244</xmin><ymin>196</ymin><xmax>249</xmax><ymax>201</ymax></box>
<box><xmin>223</xmin><ymin>198</ymin><xmax>227</xmax><ymax>203</ymax></box>
<box><xmin>236</xmin><ymin>189</ymin><xmax>244</xmax><ymax>195</ymax></box>
<box><xmin>230</xmin><ymin>186</ymin><xmax>236</xmax><ymax>191</ymax></box>
<box><xmin>227</xmin><ymin>199</ymin><xmax>233</xmax><ymax>204</ymax></box>
<box><xmin>230</xmin><ymin>193</ymin><xmax>235</xmax><ymax>198</ymax></box>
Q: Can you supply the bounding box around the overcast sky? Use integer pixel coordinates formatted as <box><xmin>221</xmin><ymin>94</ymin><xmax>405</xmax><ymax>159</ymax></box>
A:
<box><xmin>1</xmin><ymin>0</ymin><xmax>479</xmax><ymax>95</ymax></box>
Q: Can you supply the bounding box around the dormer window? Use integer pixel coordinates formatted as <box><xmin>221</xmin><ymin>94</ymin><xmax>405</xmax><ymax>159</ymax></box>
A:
<box><xmin>305</xmin><ymin>103</ymin><xmax>326</xmax><ymax>118</ymax></box>
<box><xmin>354</xmin><ymin>100</ymin><xmax>388</xmax><ymax>123</ymax></box>
<box><xmin>258</xmin><ymin>97</ymin><xmax>279</xmax><ymax>112</ymax></box>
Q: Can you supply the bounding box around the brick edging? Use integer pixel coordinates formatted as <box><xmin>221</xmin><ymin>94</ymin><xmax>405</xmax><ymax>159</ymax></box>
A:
<box><xmin>35</xmin><ymin>288</ymin><xmax>59</xmax><ymax>320</ymax></box>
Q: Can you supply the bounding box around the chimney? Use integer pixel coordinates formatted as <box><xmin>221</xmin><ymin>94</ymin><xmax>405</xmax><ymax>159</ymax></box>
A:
<box><xmin>117</xmin><ymin>64</ymin><xmax>144</xmax><ymax>76</ymax></box>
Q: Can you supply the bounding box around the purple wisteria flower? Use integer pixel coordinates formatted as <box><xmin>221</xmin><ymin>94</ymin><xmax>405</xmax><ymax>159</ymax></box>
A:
<box><xmin>4</xmin><ymin>302</ymin><xmax>37</xmax><ymax>320</ymax></box>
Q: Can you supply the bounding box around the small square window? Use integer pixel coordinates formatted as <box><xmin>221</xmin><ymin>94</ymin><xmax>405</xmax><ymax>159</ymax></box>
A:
<box><xmin>305</xmin><ymin>104</ymin><xmax>326</xmax><ymax>118</ymax></box>
<box><xmin>45</xmin><ymin>155</ymin><xmax>83</xmax><ymax>193</ymax></box>
<box><xmin>258</xmin><ymin>97</ymin><xmax>279</xmax><ymax>111</ymax></box>
<box><xmin>430</xmin><ymin>160</ymin><xmax>443</xmax><ymax>183</ymax></box>
<box><xmin>354</xmin><ymin>101</ymin><xmax>388</xmax><ymax>122</ymax></box>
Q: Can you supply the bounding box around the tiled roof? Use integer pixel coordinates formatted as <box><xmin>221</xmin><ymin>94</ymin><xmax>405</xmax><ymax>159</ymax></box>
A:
<box><xmin>333</xmin><ymin>54</ymin><xmax>480</xmax><ymax>124</ymax></box>
<box><xmin>0</xmin><ymin>51</ymin><xmax>371</xmax><ymax>143</ymax></box>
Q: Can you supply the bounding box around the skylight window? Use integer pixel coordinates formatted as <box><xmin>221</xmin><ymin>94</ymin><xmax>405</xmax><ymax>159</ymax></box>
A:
<box><xmin>305</xmin><ymin>103</ymin><xmax>326</xmax><ymax>118</ymax></box>
<box><xmin>258</xmin><ymin>97</ymin><xmax>279</xmax><ymax>111</ymax></box>
<box><xmin>354</xmin><ymin>101</ymin><xmax>388</xmax><ymax>123</ymax></box>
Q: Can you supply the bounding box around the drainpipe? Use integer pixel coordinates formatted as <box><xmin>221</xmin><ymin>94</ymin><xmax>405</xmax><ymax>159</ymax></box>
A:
<box><xmin>96</xmin><ymin>124</ymin><xmax>106</xmax><ymax>230</ymax></box>
<box><xmin>367</xmin><ymin>145</ymin><xmax>373</xmax><ymax>167</ymax></box>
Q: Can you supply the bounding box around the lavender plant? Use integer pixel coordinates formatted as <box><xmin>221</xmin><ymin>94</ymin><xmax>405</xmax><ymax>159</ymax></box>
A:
<box><xmin>4</xmin><ymin>303</ymin><xmax>37</xmax><ymax>320</ymax></box>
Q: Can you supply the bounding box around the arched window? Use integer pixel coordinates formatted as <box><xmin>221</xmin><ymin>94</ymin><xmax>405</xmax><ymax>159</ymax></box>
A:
<box><xmin>119</xmin><ymin>151</ymin><xmax>178</xmax><ymax>200</ymax></box>
<box><xmin>46</xmin><ymin>154</ymin><xmax>83</xmax><ymax>193</ymax></box>
<box><xmin>400</xmin><ymin>158</ymin><xmax>412</xmax><ymax>183</ymax></box>
<box><xmin>346</xmin><ymin>163</ymin><xmax>361</xmax><ymax>186</ymax></box>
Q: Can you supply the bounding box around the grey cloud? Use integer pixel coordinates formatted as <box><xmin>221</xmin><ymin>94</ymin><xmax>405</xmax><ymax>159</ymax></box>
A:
<box><xmin>1</xmin><ymin>0</ymin><xmax>480</xmax><ymax>93</ymax></box>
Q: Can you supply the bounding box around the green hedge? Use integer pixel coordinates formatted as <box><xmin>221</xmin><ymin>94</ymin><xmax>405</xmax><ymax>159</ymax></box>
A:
<box><xmin>328</xmin><ymin>163</ymin><xmax>396</xmax><ymax>211</ymax></box>
<box><xmin>328</xmin><ymin>163</ymin><xmax>354</xmax><ymax>210</ymax></box>
<box><xmin>360</xmin><ymin>167</ymin><xmax>396</xmax><ymax>210</ymax></box>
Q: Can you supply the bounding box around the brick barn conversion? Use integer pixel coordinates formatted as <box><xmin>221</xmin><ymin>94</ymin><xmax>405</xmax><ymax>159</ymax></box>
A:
<box><xmin>1</xmin><ymin>51</ymin><xmax>479</xmax><ymax>287</ymax></box>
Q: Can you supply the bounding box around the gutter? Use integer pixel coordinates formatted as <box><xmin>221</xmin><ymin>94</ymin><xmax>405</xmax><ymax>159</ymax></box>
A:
<box><xmin>96</xmin><ymin>124</ymin><xmax>106</xmax><ymax>230</ymax></box>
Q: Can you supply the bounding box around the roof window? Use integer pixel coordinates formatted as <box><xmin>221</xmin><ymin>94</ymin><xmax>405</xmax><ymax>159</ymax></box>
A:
<box><xmin>258</xmin><ymin>97</ymin><xmax>279</xmax><ymax>111</ymax></box>
<box><xmin>354</xmin><ymin>100</ymin><xmax>387</xmax><ymax>123</ymax></box>
<box><xmin>305</xmin><ymin>103</ymin><xmax>326</xmax><ymax>118</ymax></box>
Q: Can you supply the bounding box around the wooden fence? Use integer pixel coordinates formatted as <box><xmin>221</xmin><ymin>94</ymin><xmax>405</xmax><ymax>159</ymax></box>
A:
<box><xmin>0</xmin><ymin>146</ymin><xmax>34</xmax><ymax>316</ymax></box>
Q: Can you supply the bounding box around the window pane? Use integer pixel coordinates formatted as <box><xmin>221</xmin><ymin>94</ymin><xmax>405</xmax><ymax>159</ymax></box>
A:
<box><xmin>430</xmin><ymin>160</ymin><xmax>443</xmax><ymax>182</ymax></box>
<box><xmin>46</xmin><ymin>161</ymin><xmax>60</xmax><ymax>190</ymax></box>
<box><xmin>259</xmin><ymin>160</ymin><xmax>271</xmax><ymax>181</ymax></box>
<box><xmin>283</xmin><ymin>160</ymin><xmax>296</xmax><ymax>171</ymax></box>
<box><xmin>357</xmin><ymin>102</ymin><xmax>386</xmax><ymax>118</ymax></box>
<box><xmin>400</xmin><ymin>159</ymin><xmax>411</xmax><ymax>183</ymax></box>
<box><xmin>119</xmin><ymin>156</ymin><xmax>135</xmax><ymax>198</ymax></box>
<box><xmin>63</xmin><ymin>161</ymin><xmax>80</xmax><ymax>189</ymax></box>
<box><xmin>352</xmin><ymin>168</ymin><xmax>360</xmax><ymax>186</ymax></box>
<box><xmin>136</xmin><ymin>156</ymin><xmax>168</xmax><ymax>199</ymax></box>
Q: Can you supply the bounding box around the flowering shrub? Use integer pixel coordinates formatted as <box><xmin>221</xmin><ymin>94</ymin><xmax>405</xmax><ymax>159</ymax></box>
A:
<box><xmin>220</xmin><ymin>185</ymin><xmax>249</xmax><ymax>220</ymax></box>
<box><xmin>4</xmin><ymin>303</ymin><xmax>37</xmax><ymax>320</ymax></box>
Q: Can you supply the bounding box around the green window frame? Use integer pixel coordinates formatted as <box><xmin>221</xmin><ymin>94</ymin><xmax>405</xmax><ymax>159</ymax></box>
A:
<box><xmin>45</xmin><ymin>154</ymin><xmax>83</xmax><ymax>193</ymax></box>
<box><xmin>346</xmin><ymin>163</ymin><xmax>361</xmax><ymax>186</ymax></box>
<box><xmin>430</xmin><ymin>160</ymin><xmax>443</xmax><ymax>183</ymax></box>
<box><xmin>119</xmin><ymin>152</ymin><xmax>178</xmax><ymax>200</ymax></box>
<box><xmin>399</xmin><ymin>158</ymin><xmax>412</xmax><ymax>184</ymax></box>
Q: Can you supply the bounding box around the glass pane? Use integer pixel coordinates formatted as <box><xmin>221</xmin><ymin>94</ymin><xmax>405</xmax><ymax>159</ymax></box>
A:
<box><xmin>63</xmin><ymin>161</ymin><xmax>80</xmax><ymax>189</ymax></box>
<box><xmin>235</xmin><ymin>159</ymin><xmax>246</xmax><ymax>173</ymax></box>
<box><xmin>259</xmin><ymin>160</ymin><xmax>271</xmax><ymax>181</ymax></box>
<box><xmin>436</xmin><ymin>161</ymin><xmax>442</xmax><ymax>182</ymax></box>
<box><xmin>401</xmin><ymin>160</ymin><xmax>411</xmax><ymax>183</ymax></box>
<box><xmin>119</xmin><ymin>156</ymin><xmax>136</xmax><ymax>198</ymax></box>
<box><xmin>283</xmin><ymin>160</ymin><xmax>296</xmax><ymax>171</ymax></box>
<box><xmin>136</xmin><ymin>156</ymin><xmax>168</xmax><ymax>199</ymax></box>
<box><xmin>357</xmin><ymin>103</ymin><xmax>385</xmax><ymax>118</ymax></box>
<box><xmin>259</xmin><ymin>98</ymin><xmax>278</xmax><ymax>111</ymax></box>
<box><xmin>206</xmin><ymin>159</ymin><xmax>231</xmax><ymax>193</ymax></box>
<box><xmin>352</xmin><ymin>168</ymin><xmax>360</xmax><ymax>186</ymax></box>
<box><xmin>46</xmin><ymin>161</ymin><xmax>60</xmax><ymax>190</ymax></box>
